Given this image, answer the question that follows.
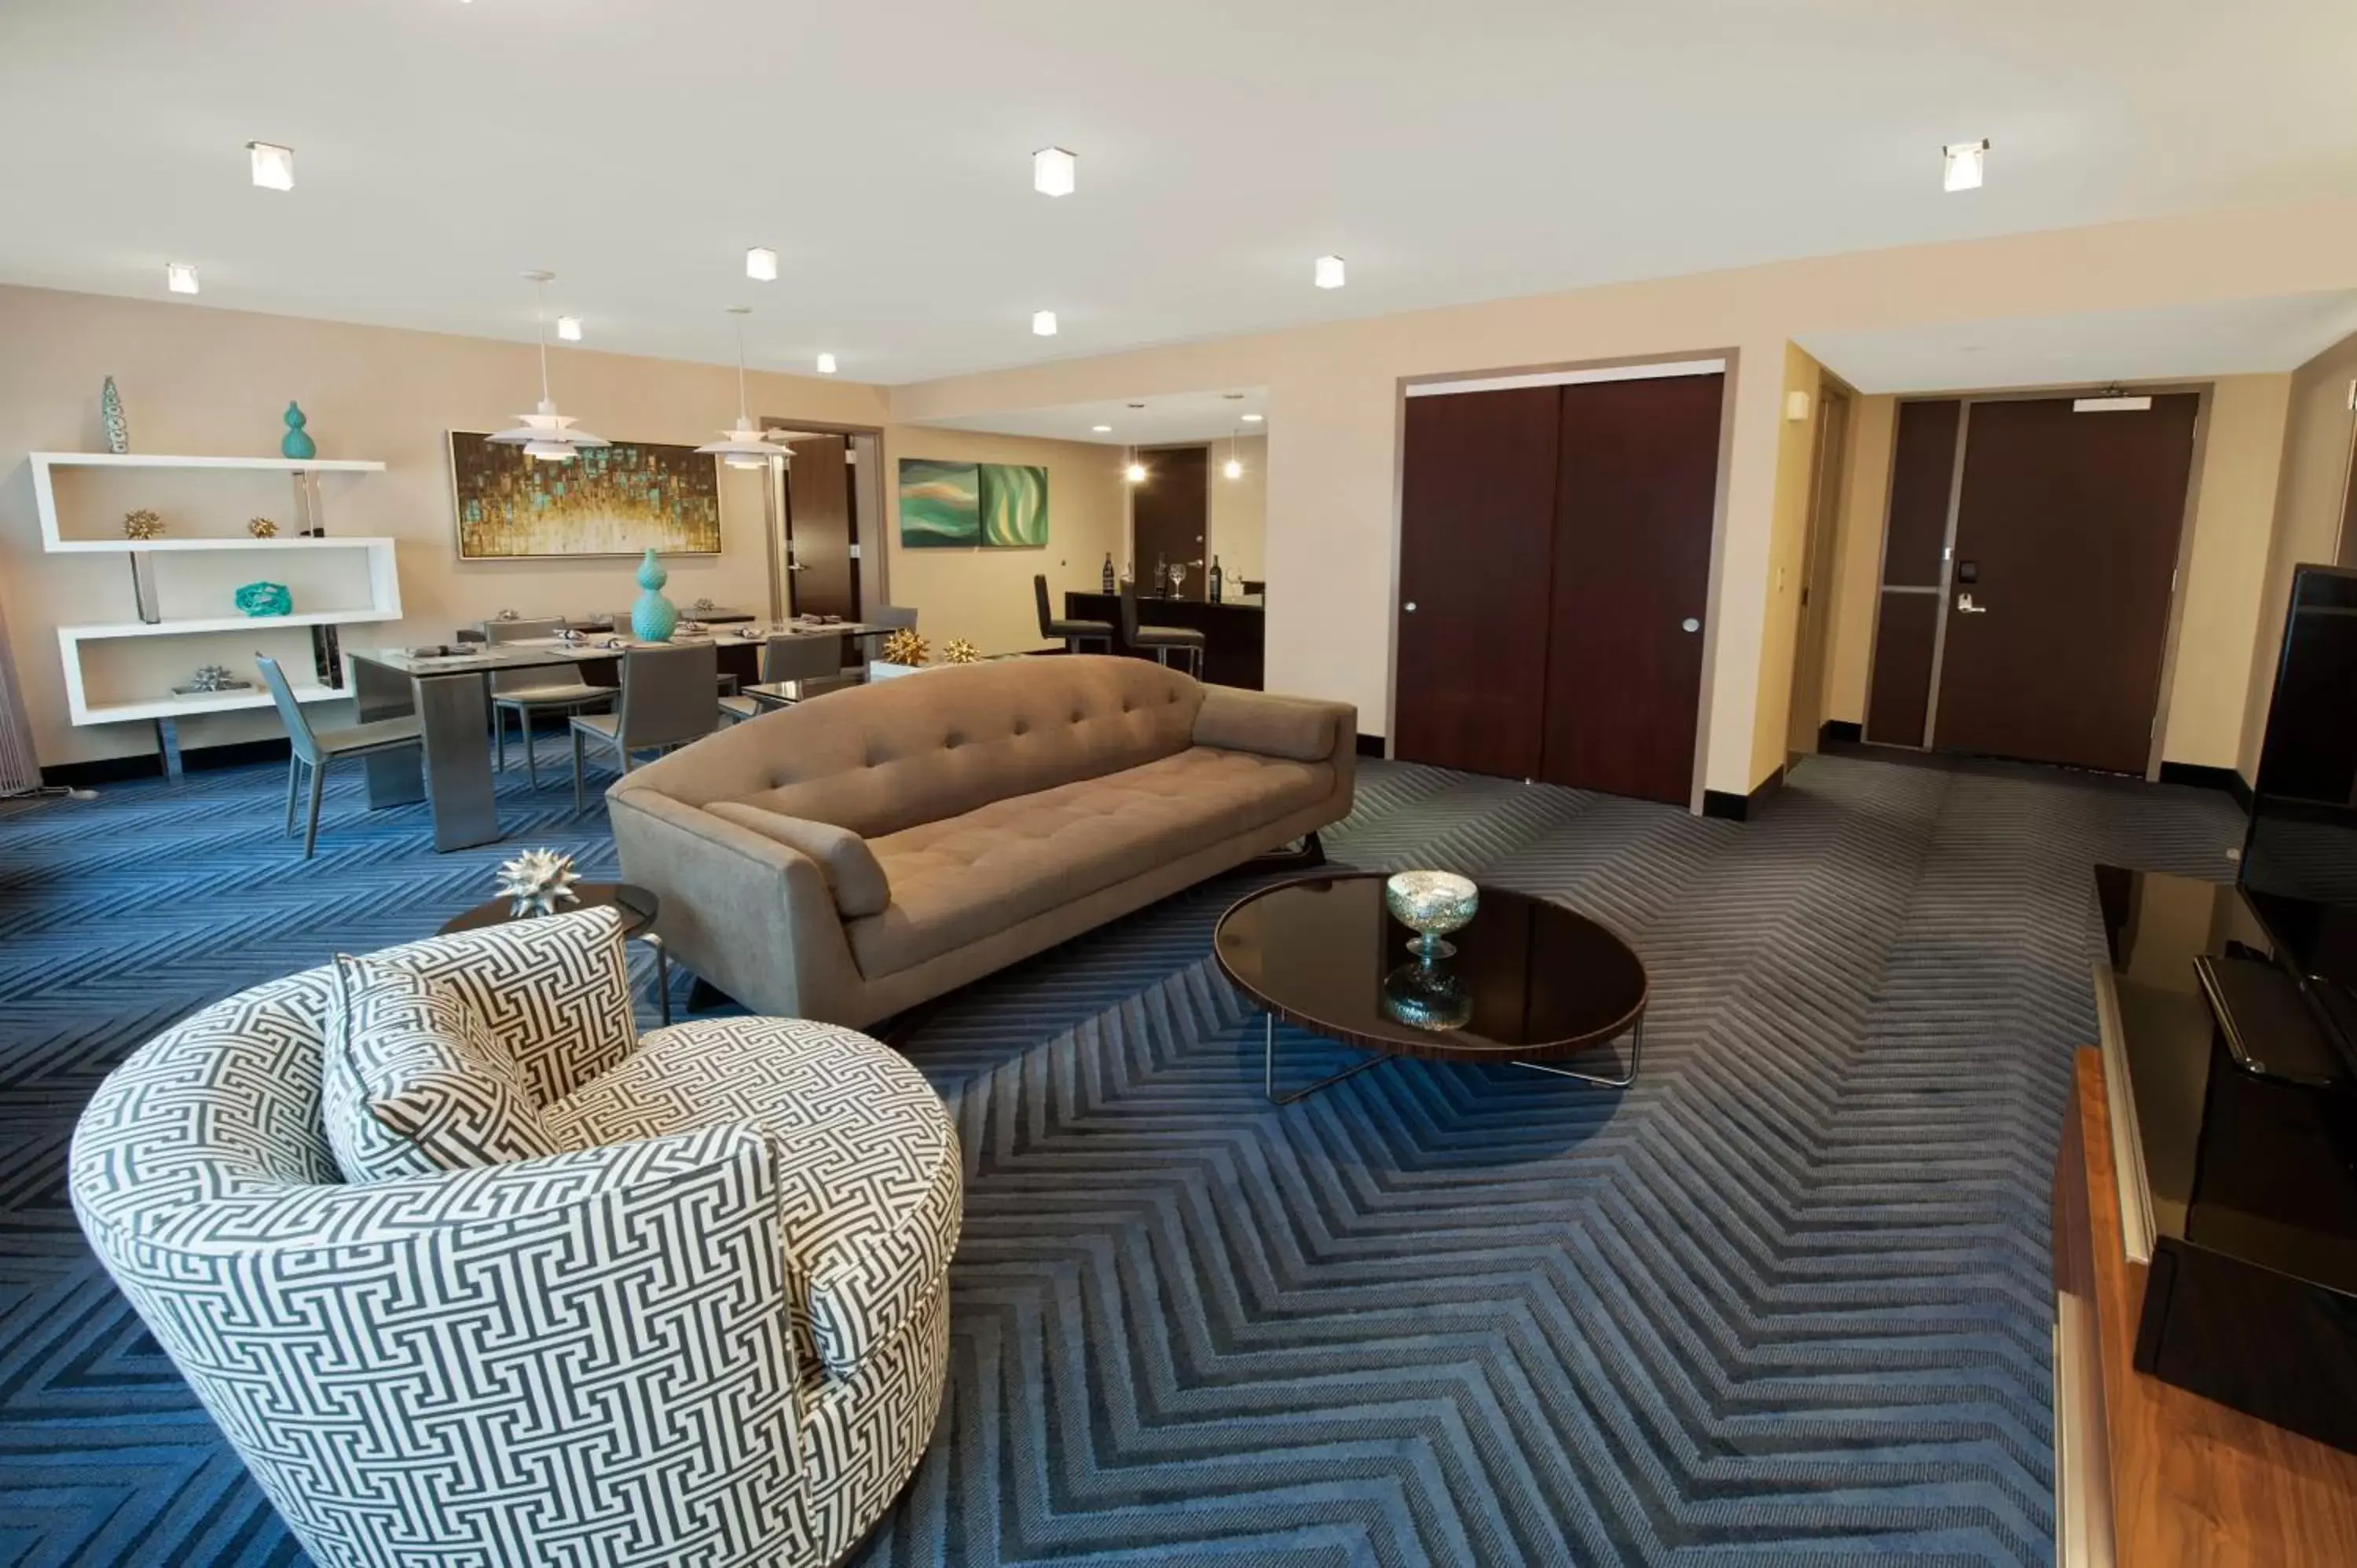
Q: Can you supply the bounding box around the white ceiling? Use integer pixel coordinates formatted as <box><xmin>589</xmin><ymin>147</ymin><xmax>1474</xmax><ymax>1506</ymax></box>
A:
<box><xmin>926</xmin><ymin>390</ymin><xmax>1270</xmax><ymax>446</ymax></box>
<box><xmin>2</xmin><ymin>2</ymin><xmax>2353</xmax><ymax>386</ymax></box>
<box><xmin>1801</xmin><ymin>291</ymin><xmax>2357</xmax><ymax>394</ymax></box>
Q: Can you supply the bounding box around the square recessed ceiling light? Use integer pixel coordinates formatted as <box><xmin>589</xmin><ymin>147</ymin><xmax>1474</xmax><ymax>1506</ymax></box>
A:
<box><xmin>1241</xmin><ymin>412</ymin><xmax>1264</xmax><ymax>423</ymax></box>
<box><xmin>1033</xmin><ymin>146</ymin><xmax>1077</xmax><ymax>197</ymax></box>
<box><xmin>1091</xmin><ymin>423</ymin><xmax>1113</xmax><ymax>433</ymax></box>
<box><xmin>165</xmin><ymin>262</ymin><xmax>200</xmax><ymax>295</ymax></box>
<box><xmin>556</xmin><ymin>315</ymin><xmax>582</xmax><ymax>342</ymax></box>
<box><xmin>1314</xmin><ymin>255</ymin><xmax>1347</xmax><ymax>289</ymax></box>
<box><xmin>746</xmin><ymin>246</ymin><xmax>779</xmax><ymax>281</ymax></box>
<box><xmin>1032</xmin><ymin>310</ymin><xmax>1058</xmax><ymax>336</ymax></box>
<box><xmin>816</xmin><ymin>352</ymin><xmax>838</xmax><ymax>375</ymax></box>
<box><xmin>247</xmin><ymin>141</ymin><xmax>294</xmax><ymax>191</ymax></box>
<box><xmin>1942</xmin><ymin>139</ymin><xmax>1988</xmax><ymax>192</ymax></box>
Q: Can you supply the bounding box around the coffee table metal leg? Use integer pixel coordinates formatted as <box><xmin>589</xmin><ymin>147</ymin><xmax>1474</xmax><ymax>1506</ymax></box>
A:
<box><xmin>1263</xmin><ymin>1014</ymin><xmax>1387</xmax><ymax>1105</ymax></box>
<box><xmin>643</xmin><ymin>934</ymin><xmax>671</xmax><ymax>1028</ymax></box>
<box><xmin>1511</xmin><ymin>1018</ymin><xmax>1641</xmax><ymax>1088</ymax></box>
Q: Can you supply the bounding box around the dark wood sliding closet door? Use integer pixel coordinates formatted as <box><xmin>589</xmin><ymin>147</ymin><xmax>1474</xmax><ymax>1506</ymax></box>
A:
<box><xmin>783</xmin><ymin>435</ymin><xmax>857</xmax><ymax>620</ymax></box>
<box><xmin>1394</xmin><ymin>389</ymin><xmax>1561</xmax><ymax>776</ymax></box>
<box><xmin>1539</xmin><ymin>372</ymin><xmax>1723</xmax><ymax>803</ymax></box>
<box><xmin>1131</xmin><ymin>446</ymin><xmax>1209</xmax><ymax>598</ymax></box>
<box><xmin>1932</xmin><ymin>394</ymin><xmax>2198</xmax><ymax>774</ymax></box>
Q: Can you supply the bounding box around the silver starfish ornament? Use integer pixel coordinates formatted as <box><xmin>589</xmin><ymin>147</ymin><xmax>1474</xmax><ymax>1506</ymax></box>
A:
<box><xmin>495</xmin><ymin>848</ymin><xmax>581</xmax><ymax>918</ymax></box>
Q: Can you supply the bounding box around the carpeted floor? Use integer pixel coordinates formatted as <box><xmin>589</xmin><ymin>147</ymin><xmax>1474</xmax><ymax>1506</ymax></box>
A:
<box><xmin>0</xmin><ymin>738</ymin><xmax>2244</xmax><ymax>1566</ymax></box>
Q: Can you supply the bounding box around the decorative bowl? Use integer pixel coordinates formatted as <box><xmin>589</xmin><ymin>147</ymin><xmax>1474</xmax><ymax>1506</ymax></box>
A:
<box><xmin>1384</xmin><ymin>870</ymin><xmax>1479</xmax><ymax>958</ymax></box>
<box><xmin>1381</xmin><ymin>960</ymin><xmax>1472</xmax><ymax>1032</ymax></box>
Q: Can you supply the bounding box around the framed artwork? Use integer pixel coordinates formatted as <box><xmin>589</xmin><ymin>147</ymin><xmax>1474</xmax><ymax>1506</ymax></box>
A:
<box><xmin>448</xmin><ymin>432</ymin><xmax>723</xmax><ymax>559</ymax></box>
<box><xmin>898</xmin><ymin>459</ymin><xmax>1048</xmax><ymax>548</ymax></box>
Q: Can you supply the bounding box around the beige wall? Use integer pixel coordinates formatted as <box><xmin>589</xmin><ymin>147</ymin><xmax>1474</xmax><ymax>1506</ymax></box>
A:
<box><xmin>887</xmin><ymin>197</ymin><xmax>2357</xmax><ymax>797</ymax></box>
<box><xmin>1815</xmin><ymin>377</ymin><xmax>2292</xmax><ymax>775</ymax></box>
<box><xmin>0</xmin><ymin>284</ymin><xmax>888</xmax><ymax>766</ymax></box>
<box><xmin>2242</xmin><ymin>330</ymin><xmax>2357</xmax><ymax>776</ymax></box>
<box><xmin>1747</xmin><ymin>344</ymin><xmax>1829</xmax><ymax>784</ymax></box>
<box><xmin>1208</xmin><ymin>434</ymin><xmax>1267</xmax><ymax>588</ymax></box>
<box><xmin>874</xmin><ymin>426</ymin><xmax>1126</xmax><ymax>657</ymax></box>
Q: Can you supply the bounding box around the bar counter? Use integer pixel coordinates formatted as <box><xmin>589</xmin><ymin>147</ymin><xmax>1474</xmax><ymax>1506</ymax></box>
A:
<box><xmin>1065</xmin><ymin>592</ymin><xmax>1265</xmax><ymax>690</ymax></box>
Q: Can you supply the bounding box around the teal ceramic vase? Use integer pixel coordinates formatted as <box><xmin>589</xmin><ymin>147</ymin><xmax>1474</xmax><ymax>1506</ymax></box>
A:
<box><xmin>235</xmin><ymin>581</ymin><xmax>293</xmax><ymax>617</ymax></box>
<box><xmin>280</xmin><ymin>401</ymin><xmax>316</xmax><ymax>460</ymax></box>
<box><xmin>631</xmin><ymin>548</ymin><xmax>676</xmax><ymax>642</ymax></box>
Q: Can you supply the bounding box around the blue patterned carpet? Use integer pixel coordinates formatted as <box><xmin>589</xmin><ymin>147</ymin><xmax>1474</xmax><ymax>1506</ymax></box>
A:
<box><xmin>0</xmin><ymin>738</ymin><xmax>2243</xmax><ymax>1566</ymax></box>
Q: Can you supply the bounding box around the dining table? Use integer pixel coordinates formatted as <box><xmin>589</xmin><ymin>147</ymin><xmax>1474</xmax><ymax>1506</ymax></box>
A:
<box><xmin>346</xmin><ymin>620</ymin><xmax>880</xmax><ymax>851</ymax></box>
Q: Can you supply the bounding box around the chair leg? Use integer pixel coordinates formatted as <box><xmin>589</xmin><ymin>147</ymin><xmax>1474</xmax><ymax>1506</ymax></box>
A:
<box><xmin>284</xmin><ymin>757</ymin><xmax>302</xmax><ymax>837</ymax></box>
<box><xmin>523</xmin><ymin>711</ymin><xmax>541</xmax><ymax>789</ymax></box>
<box><xmin>303</xmin><ymin>757</ymin><xmax>328</xmax><ymax>859</ymax></box>
<box><xmin>572</xmin><ymin>730</ymin><xmax>587</xmax><ymax>813</ymax></box>
<box><xmin>495</xmin><ymin>705</ymin><xmax>508</xmax><ymax>773</ymax></box>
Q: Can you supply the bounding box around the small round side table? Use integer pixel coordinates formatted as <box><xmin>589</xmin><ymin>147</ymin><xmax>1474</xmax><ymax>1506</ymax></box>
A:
<box><xmin>437</xmin><ymin>881</ymin><xmax>670</xmax><ymax>1025</ymax></box>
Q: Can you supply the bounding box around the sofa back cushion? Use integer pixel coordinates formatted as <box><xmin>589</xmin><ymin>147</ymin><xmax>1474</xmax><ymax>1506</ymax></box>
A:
<box><xmin>614</xmin><ymin>655</ymin><xmax>1208</xmax><ymax>839</ymax></box>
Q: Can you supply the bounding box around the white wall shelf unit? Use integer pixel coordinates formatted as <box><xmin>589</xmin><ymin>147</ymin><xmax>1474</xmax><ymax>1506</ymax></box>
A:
<box><xmin>31</xmin><ymin>452</ymin><xmax>400</xmax><ymax>771</ymax></box>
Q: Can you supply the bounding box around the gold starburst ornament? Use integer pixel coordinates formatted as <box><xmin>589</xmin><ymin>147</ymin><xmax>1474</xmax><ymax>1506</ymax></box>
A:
<box><xmin>495</xmin><ymin>848</ymin><xmax>582</xmax><ymax>918</ymax></box>
<box><xmin>942</xmin><ymin>638</ymin><xmax>981</xmax><ymax>664</ymax></box>
<box><xmin>122</xmin><ymin>508</ymin><xmax>163</xmax><ymax>540</ymax></box>
<box><xmin>247</xmin><ymin>516</ymin><xmax>279</xmax><ymax>538</ymax></box>
<box><xmin>880</xmin><ymin>628</ymin><xmax>929</xmax><ymax>666</ymax></box>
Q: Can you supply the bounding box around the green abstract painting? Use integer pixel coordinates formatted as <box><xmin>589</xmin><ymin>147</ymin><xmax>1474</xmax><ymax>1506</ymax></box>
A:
<box><xmin>899</xmin><ymin>459</ymin><xmax>1048</xmax><ymax>549</ymax></box>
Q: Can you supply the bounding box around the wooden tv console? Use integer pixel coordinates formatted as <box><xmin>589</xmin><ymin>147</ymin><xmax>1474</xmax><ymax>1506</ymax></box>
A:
<box><xmin>2052</xmin><ymin>1047</ymin><xmax>2357</xmax><ymax>1564</ymax></box>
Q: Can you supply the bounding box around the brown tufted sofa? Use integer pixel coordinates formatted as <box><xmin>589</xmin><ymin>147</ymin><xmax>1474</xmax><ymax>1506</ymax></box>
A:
<box><xmin>608</xmin><ymin>656</ymin><xmax>1356</xmax><ymax>1028</ymax></box>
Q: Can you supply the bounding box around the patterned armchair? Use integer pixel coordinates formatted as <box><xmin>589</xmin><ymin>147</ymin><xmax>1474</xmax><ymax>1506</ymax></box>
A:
<box><xmin>69</xmin><ymin>910</ymin><xmax>960</xmax><ymax>1568</ymax></box>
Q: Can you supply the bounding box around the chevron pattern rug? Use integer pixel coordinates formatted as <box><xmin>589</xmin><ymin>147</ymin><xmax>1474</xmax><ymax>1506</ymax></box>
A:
<box><xmin>0</xmin><ymin>739</ymin><xmax>2243</xmax><ymax>1566</ymax></box>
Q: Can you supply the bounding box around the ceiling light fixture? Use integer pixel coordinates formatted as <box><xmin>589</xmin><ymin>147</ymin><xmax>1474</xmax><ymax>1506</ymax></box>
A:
<box><xmin>247</xmin><ymin>141</ymin><xmax>294</xmax><ymax>191</ymax></box>
<box><xmin>1314</xmin><ymin>255</ymin><xmax>1347</xmax><ymax>289</ymax></box>
<box><xmin>1241</xmin><ymin>412</ymin><xmax>1264</xmax><ymax>423</ymax></box>
<box><xmin>556</xmin><ymin>314</ymin><xmax>582</xmax><ymax>342</ymax></box>
<box><xmin>1125</xmin><ymin>460</ymin><xmax>1147</xmax><ymax>484</ymax></box>
<box><xmin>816</xmin><ymin>352</ymin><xmax>838</xmax><ymax>375</ymax></box>
<box><xmin>1032</xmin><ymin>146</ymin><xmax>1077</xmax><ymax>197</ymax></box>
<box><xmin>487</xmin><ymin>270</ymin><xmax>609</xmax><ymax>463</ymax></box>
<box><xmin>1942</xmin><ymin>139</ymin><xmax>1989</xmax><ymax>192</ymax></box>
<box><xmin>164</xmin><ymin>262</ymin><xmax>200</xmax><ymax>295</ymax></box>
<box><xmin>1032</xmin><ymin>310</ymin><xmax>1058</xmax><ymax>336</ymax></box>
<box><xmin>1223</xmin><ymin>430</ymin><xmax>1244</xmax><ymax>482</ymax></box>
<box><xmin>698</xmin><ymin>306</ymin><xmax>796</xmax><ymax>471</ymax></box>
<box><xmin>746</xmin><ymin>246</ymin><xmax>779</xmax><ymax>281</ymax></box>
<box><xmin>1091</xmin><ymin>423</ymin><xmax>1113</xmax><ymax>433</ymax></box>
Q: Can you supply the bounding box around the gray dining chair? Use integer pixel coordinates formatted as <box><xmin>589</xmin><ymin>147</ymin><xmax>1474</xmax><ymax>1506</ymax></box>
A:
<box><xmin>867</xmin><ymin>605</ymin><xmax>918</xmax><ymax>632</ymax></box>
<box><xmin>256</xmin><ymin>654</ymin><xmax>423</xmax><ymax>859</ymax></box>
<box><xmin>1035</xmin><ymin>574</ymin><xmax>1113</xmax><ymax>654</ymax></box>
<box><xmin>719</xmin><ymin>634</ymin><xmax>845</xmax><ymax>724</ymax></box>
<box><xmin>1120</xmin><ymin>588</ymin><xmax>1207</xmax><ymax>678</ymax></box>
<box><xmin>570</xmin><ymin>643</ymin><xmax>719</xmax><ymax>810</ymax></box>
<box><xmin>486</xmin><ymin>617</ymin><xmax>614</xmax><ymax>786</ymax></box>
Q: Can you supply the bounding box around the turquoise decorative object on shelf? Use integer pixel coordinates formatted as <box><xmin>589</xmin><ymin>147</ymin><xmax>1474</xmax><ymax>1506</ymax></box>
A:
<box><xmin>101</xmin><ymin>376</ymin><xmax>130</xmax><ymax>454</ymax></box>
<box><xmin>279</xmin><ymin>401</ymin><xmax>316</xmax><ymax>460</ymax></box>
<box><xmin>235</xmin><ymin>581</ymin><xmax>293</xmax><ymax>617</ymax></box>
<box><xmin>630</xmin><ymin>548</ymin><xmax>676</xmax><ymax>642</ymax></box>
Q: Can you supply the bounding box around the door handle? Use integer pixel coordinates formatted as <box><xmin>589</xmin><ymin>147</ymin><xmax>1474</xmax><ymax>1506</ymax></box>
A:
<box><xmin>1403</xmin><ymin>602</ymin><xmax>1417</xmax><ymax>613</ymax></box>
<box><xmin>1681</xmin><ymin>617</ymin><xmax>1700</xmax><ymax>633</ymax></box>
<box><xmin>1956</xmin><ymin>592</ymin><xmax>1987</xmax><ymax>614</ymax></box>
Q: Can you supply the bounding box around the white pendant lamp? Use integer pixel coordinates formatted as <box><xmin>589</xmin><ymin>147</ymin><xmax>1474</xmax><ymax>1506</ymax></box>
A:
<box><xmin>697</xmin><ymin>307</ymin><xmax>794</xmax><ymax>471</ymax></box>
<box><xmin>488</xmin><ymin>271</ymin><xmax>609</xmax><ymax>463</ymax></box>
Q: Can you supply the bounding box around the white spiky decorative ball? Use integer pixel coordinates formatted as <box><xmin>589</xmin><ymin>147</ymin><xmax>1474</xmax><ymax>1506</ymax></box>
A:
<box><xmin>495</xmin><ymin>848</ymin><xmax>581</xmax><ymax>918</ymax></box>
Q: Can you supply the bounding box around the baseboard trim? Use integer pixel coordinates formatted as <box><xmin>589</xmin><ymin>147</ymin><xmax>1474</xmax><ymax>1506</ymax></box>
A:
<box><xmin>1355</xmin><ymin>733</ymin><xmax>1387</xmax><ymax>758</ymax></box>
<box><xmin>1819</xmin><ymin>719</ymin><xmax>1863</xmax><ymax>746</ymax></box>
<box><xmin>43</xmin><ymin>735</ymin><xmax>291</xmax><ymax>788</ymax></box>
<box><xmin>2157</xmin><ymin>762</ymin><xmax>2254</xmax><ymax>812</ymax></box>
<box><xmin>1703</xmin><ymin>764</ymin><xmax>1787</xmax><ymax>822</ymax></box>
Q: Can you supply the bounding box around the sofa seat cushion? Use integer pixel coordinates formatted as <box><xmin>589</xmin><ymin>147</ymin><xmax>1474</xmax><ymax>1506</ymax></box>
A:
<box><xmin>848</xmin><ymin>746</ymin><xmax>1331</xmax><ymax>980</ymax></box>
<box><xmin>542</xmin><ymin>1016</ymin><xmax>959</xmax><ymax>1383</ymax></box>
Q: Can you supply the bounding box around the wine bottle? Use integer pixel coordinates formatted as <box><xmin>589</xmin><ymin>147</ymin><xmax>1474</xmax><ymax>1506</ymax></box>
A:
<box><xmin>1101</xmin><ymin>552</ymin><xmax>1115</xmax><ymax>592</ymax></box>
<box><xmin>1208</xmin><ymin>555</ymin><xmax>1223</xmax><ymax>603</ymax></box>
<box><xmin>1153</xmin><ymin>552</ymin><xmax>1168</xmax><ymax>596</ymax></box>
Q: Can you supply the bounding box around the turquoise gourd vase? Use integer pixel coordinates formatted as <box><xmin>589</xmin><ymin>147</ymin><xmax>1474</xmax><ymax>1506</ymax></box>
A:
<box><xmin>280</xmin><ymin>401</ymin><xmax>316</xmax><ymax>460</ymax></box>
<box><xmin>631</xmin><ymin>548</ymin><xmax>677</xmax><ymax>642</ymax></box>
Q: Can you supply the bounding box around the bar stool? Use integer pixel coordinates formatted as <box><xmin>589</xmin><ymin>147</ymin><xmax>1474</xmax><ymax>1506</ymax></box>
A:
<box><xmin>1119</xmin><ymin>587</ymin><xmax>1206</xmax><ymax>679</ymax></box>
<box><xmin>1035</xmin><ymin>575</ymin><xmax>1113</xmax><ymax>654</ymax></box>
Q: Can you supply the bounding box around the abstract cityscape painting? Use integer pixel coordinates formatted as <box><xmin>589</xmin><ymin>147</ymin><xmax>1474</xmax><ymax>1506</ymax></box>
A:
<box><xmin>449</xmin><ymin>433</ymin><xmax>723</xmax><ymax>559</ymax></box>
<box><xmin>898</xmin><ymin>459</ymin><xmax>1047</xmax><ymax>548</ymax></box>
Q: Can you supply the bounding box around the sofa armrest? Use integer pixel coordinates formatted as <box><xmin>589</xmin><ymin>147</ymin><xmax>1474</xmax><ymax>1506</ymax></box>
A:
<box><xmin>1193</xmin><ymin>687</ymin><xmax>1358</xmax><ymax>764</ymax></box>
<box><xmin>71</xmin><ymin>1125</ymin><xmax>808</xmax><ymax>1564</ymax></box>
<box><xmin>608</xmin><ymin>786</ymin><xmax>867</xmax><ymax>1023</ymax></box>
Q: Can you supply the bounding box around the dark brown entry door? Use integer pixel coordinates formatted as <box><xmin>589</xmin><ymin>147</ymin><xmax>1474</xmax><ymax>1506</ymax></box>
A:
<box><xmin>1932</xmin><ymin>394</ymin><xmax>2198</xmax><ymax>774</ymax></box>
<box><xmin>1539</xmin><ymin>372</ymin><xmax>1723</xmax><ymax>803</ymax></box>
<box><xmin>1131</xmin><ymin>446</ymin><xmax>1208</xmax><ymax>598</ymax></box>
<box><xmin>783</xmin><ymin>435</ymin><xmax>859</xmax><ymax>620</ymax></box>
<box><xmin>1393</xmin><ymin>388</ymin><xmax>1560</xmax><ymax>777</ymax></box>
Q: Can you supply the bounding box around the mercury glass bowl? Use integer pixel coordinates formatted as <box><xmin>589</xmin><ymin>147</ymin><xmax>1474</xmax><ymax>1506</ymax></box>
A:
<box><xmin>1381</xmin><ymin>959</ymin><xmax>1473</xmax><ymax>1032</ymax></box>
<box><xmin>1384</xmin><ymin>870</ymin><xmax>1479</xmax><ymax>959</ymax></box>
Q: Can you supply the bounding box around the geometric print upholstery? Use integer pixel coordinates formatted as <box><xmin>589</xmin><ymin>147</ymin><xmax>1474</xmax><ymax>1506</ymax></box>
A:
<box><xmin>68</xmin><ymin>921</ymin><xmax>959</xmax><ymax>1568</ymax></box>
<box><xmin>545</xmin><ymin>1016</ymin><xmax>964</xmax><ymax>1383</ymax></box>
<box><xmin>321</xmin><ymin>951</ymin><xmax>564</xmax><ymax>1181</ymax></box>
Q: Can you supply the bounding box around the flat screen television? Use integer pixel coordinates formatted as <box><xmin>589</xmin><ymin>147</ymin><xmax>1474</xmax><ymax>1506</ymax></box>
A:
<box><xmin>2242</xmin><ymin>562</ymin><xmax>2357</xmax><ymax>1076</ymax></box>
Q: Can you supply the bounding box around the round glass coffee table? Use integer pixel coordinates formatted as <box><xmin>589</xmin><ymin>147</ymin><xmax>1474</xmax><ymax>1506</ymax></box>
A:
<box><xmin>1212</xmin><ymin>873</ymin><xmax>1648</xmax><ymax>1104</ymax></box>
